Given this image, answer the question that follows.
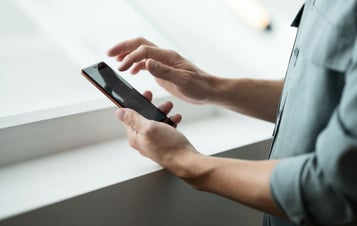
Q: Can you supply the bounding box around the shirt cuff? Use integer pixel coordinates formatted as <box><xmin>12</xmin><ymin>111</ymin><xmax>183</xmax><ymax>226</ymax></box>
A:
<box><xmin>270</xmin><ymin>154</ymin><xmax>311</xmax><ymax>225</ymax></box>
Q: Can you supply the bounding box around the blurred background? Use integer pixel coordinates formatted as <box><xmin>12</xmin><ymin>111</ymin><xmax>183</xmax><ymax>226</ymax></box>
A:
<box><xmin>0</xmin><ymin>0</ymin><xmax>303</xmax><ymax>122</ymax></box>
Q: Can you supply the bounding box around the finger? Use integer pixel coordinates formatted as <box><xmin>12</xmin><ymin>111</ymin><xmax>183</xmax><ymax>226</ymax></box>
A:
<box><xmin>124</xmin><ymin>124</ymin><xmax>137</xmax><ymax>138</ymax></box>
<box><xmin>158</xmin><ymin>101</ymin><xmax>173</xmax><ymax>115</ymax></box>
<box><xmin>130</xmin><ymin>60</ymin><xmax>147</xmax><ymax>74</ymax></box>
<box><xmin>142</xmin><ymin>90</ymin><xmax>153</xmax><ymax>102</ymax></box>
<box><xmin>119</xmin><ymin>46</ymin><xmax>180</xmax><ymax>71</ymax></box>
<box><xmin>123</xmin><ymin>124</ymin><xmax>142</xmax><ymax>150</ymax></box>
<box><xmin>116</xmin><ymin>53</ymin><xmax>128</xmax><ymax>62</ymax></box>
<box><xmin>170</xmin><ymin>114</ymin><xmax>182</xmax><ymax>125</ymax></box>
<box><xmin>147</xmin><ymin>59</ymin><xmax>184</xmax><ymax>84</ymax></box>
<box><xmin>119</xmin><ymin>45</ymin><xmax>158</xmax><ymax>71</ymax></box>
<box><xmin>107</xmin><ymin>37</ymin><xmax>155</xmax><ymax>57</ymax></box>
<box><xmin>116</xmin><ymin>108</ymin><xmax>147</xmax><ymax>132</ymax></box>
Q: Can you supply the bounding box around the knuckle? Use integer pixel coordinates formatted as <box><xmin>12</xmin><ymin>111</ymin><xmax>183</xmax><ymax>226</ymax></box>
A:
<box><xmin>159</xmin><ymin>65</ymin><xmax>171</xmax><ymax>74</ymax></box>
<box><xmin>135</xmin><ymin>36</ymin><xmax>147</xmax><ymax>44</ymax></box>
<box><xmin>134</xmin><ymin>37</ymin><xmax>156</xmax><ymax>47</ymax></box>
<box><xmin>137</xmin><ymin>45</ymin><xmax>152</xmax><ymax>59</ymax></box>
<box><xmin>176</xmin><ymin>72</ymin><xmax>191</xmax><ymax>86</ymax></box>
<box><xmin>124</xmin><ymin>111</ymin><xmax>135</xmax><ymax>127</ymax></box>
<box><xmin>186</xmin><ymin>70</ymin><xmax>195</xmax><ymax>78</ymax></box>
<box><xmin>137</xmin><ymin>45</ymin><xmax>150</xmax><ymax>52</ymax></box>
<box><xmin>167</xmin><ymin>49</ymin><xmax>181</xmax><ymax>59</ymax></box>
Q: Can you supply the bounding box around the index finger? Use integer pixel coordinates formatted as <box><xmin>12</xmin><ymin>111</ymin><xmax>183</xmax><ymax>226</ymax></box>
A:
<box><xmin>107</xmin><ymin>37</ymin><xmax>156</xmax><ymax>57</ymax></box>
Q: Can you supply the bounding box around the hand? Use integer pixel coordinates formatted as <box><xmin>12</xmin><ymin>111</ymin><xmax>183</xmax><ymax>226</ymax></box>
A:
<box><xmin>116</xmin><ymin>106</ymin><xmax>283</xmax><ymax>217</ymax></box>
<box><xmin>116</xmin><ymin>100</ymin><xmax>200</xmax><ymax>177</ymax></box>
<box><xmin>141</xmin><ymin>90</ymin><xmax>182</xmax><ymax>126</ymax></box>
<box><xmin>108</xmin><ymin>37</ymin><xmax>215</xmax><ymax>104</ymax></box>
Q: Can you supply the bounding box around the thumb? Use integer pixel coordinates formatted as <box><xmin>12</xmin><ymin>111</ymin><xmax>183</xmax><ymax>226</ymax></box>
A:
<box><xmin>116</xmin><ymin>108</ymin><xmax>146</xmax><ymax>130</ymax></box>
<box><xmin>147</xmin><ymin>59</ymin><xmax>181</xmax><ymax>84</ymax></box>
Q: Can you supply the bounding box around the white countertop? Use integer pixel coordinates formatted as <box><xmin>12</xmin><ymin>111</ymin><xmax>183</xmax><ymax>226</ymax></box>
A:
<box><xmin>0</xmin><ymin>112</ymin><xmax>273</xmax><ymax>220</ymax></box>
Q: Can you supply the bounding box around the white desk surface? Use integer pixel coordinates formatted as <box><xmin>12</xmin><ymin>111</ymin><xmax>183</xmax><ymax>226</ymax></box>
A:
<box><xmin>0</xmin><ymin>113</ymin><xmax>273</xmax><ymax>220</ymax></box>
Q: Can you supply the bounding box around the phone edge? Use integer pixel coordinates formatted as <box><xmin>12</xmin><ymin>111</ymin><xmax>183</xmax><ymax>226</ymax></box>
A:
<box><xmin>80</xmin><ymin>66</ymin><xmax>176</xmax><ymax>127</ymax></box>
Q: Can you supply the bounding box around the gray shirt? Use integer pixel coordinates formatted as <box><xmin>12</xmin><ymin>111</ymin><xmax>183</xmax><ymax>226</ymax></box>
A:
<box><xmin>265</xmin><ymin>1</ymin><xmax>357</xmax><ymax>225</ymax></box>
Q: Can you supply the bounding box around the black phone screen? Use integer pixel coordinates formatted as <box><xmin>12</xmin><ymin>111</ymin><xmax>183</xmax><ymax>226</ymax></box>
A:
<box><xmin>81</xmin><ymin>62</ymin><xmax>175</xmax><ymax>126</ymax></box>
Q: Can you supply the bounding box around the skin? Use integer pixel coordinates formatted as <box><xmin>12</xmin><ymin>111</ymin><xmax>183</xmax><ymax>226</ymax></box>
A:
<box><xmin>108</xmin><ymin>37</ymin><xmax>285</xmax><ymax>217</ymax></box>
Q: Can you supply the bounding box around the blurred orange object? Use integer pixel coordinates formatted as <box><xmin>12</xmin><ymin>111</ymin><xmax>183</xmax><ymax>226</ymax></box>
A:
<box><xmin>222</xmin><ymin>0</ymin><xmax>272</xmax><ymax>31</ymax></box>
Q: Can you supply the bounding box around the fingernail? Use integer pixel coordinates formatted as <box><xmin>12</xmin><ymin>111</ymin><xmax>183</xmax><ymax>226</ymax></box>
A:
<box><xmin>116</xmin><ymin>109</ymin><xmax>125</xmax><ymax>121</ymax></box>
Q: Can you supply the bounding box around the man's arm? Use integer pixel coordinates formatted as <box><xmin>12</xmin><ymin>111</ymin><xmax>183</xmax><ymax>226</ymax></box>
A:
<box><xmin>177</xmin><ymin>153</ymin><xmax>284</xmax><ymax>216</ymax></box>
<box><xmin>116</xmin><ymin>108</ymin><xmax>285</xmax><ymax>217</ymax></box>
<box><xmin>108</xmin><ymin>37</ymin><xmax>283</xmax><ymax>123</ymax></box>
<box><xmin>110</xmin><ymin>37</ymin><xmax>285</xmax><ymax>215</ymax></box>
<box><xmin>208</xmin><ymin>77</ymin><xmax>283</xmax><ymax>122</ymax></box>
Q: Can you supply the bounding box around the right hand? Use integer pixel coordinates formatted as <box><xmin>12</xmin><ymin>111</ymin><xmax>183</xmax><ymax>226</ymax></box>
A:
<box><xmin>107</xmin><ymin>37</ymin><xmax>215</xmax><ymax>105</ymax></box>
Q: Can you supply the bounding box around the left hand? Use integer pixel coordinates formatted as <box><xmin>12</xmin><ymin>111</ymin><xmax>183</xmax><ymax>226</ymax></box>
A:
<box><xmin>116</xmin><ymin>91</ymin><xmax>200</xmax><ymax>175</ymax></box>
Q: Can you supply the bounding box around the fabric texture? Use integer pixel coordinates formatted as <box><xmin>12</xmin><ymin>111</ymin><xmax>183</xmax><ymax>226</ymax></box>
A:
<box><xmin>266</xmin><ymin>0</ymin><xmax>357</xmax><ymax>225</ymax></box>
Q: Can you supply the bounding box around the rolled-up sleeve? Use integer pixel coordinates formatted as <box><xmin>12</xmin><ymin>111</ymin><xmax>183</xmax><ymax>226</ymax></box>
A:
<box><xmin>271</xmin><ymin>40</ymin><xmax>357</xmax><ymax>225</ymax></box>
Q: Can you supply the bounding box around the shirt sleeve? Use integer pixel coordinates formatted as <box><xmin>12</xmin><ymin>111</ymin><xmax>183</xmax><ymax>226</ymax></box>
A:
<box><xmin>270</xmin><ymin>38</ymin><xmax>357</xmax><ymax>226</ymax></box>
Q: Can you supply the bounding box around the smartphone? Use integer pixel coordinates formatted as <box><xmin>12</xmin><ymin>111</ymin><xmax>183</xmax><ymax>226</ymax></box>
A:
<box><xmin>81</xmin><ymin>62</ymin><xmax>175</xmax><ymax>127</ymax></box>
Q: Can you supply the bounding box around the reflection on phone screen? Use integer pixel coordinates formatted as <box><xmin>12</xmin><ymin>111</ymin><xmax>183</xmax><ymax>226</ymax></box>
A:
<box><xmin>82</xmin><ymin>62</ymin><xmax>174</xmax><ymax>126</ymax></box>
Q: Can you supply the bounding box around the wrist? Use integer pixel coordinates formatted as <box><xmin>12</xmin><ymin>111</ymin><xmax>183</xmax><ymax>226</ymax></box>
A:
<box><xmin>206</xmin><ymin>76</ymin><xmax>237</xmax><ymax>105</ymax></box>
<box><xmin>168</xmin><ymin>149</ymin><xmax>216</xmax><ymax>188</ymax></box>
<box><xmin>168</xmin><ymin>148</ymin><xmax>202</xmax><ymax>179</ymax></box>
<box><xmin>204</xmin><ymin>75</ymin><xmax>224</xmax><ymax>104</ymax></box>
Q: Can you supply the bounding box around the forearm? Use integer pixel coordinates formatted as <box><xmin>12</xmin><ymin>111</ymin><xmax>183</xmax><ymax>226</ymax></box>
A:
<box><xmin>171</xmin><ymin>152</ymin><xmax>284</xmax><ymax>216</ymax></box>
<box><xmin>207</xmin><ymin>77</ymin><xmax>284</xmax><ymax>122</ymax></box>
<box><xmin>116</xmin><ymin>97</ymin><xmax>284</xmax><ymax>216</ymax></box>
